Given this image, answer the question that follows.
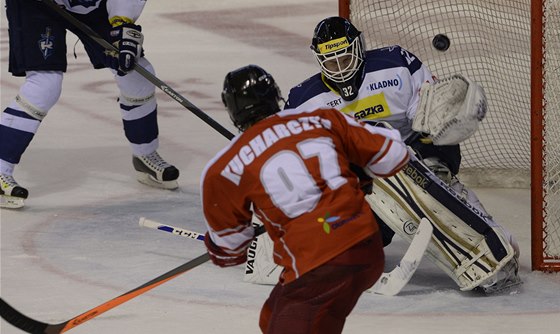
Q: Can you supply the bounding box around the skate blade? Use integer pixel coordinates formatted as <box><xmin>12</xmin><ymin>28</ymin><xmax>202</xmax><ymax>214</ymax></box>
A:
<box><xmin>136</xmin><ymin>172</ymin><xmax>178</xmax><ymax>190</ymax></box>
<box><xmin>478</xmin><ymin>278</ymin><xmax>523</xmax><ymax>295</ymax></box>
<box><xmin>0</xmin><ymin>195</ymin><xmax>25</xmax><ymax>209</ymax></box>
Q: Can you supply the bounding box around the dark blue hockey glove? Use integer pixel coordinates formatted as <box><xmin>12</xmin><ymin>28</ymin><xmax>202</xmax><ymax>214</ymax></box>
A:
<box><xmin>107</xmin><ymin>23</ymin><xmax>144</xmax><ymax>75</ymax></box>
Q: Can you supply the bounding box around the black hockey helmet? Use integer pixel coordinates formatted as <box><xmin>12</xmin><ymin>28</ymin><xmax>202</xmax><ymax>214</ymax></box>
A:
<box><xmin>222</xmin><ymin>65</ymin><xmax>282</xmax><ymax>131</ymax></box>
<box><xmin>311</xmin><ymin>16</ymin><xmax>365</xmax><ymax>101</ymax></box>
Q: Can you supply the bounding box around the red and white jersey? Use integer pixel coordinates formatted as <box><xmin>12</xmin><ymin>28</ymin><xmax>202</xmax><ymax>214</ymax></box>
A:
<box><xmin>201</xmin><ymin>108</ymin><xmax>409</xmax><ymax>284</ymax></box>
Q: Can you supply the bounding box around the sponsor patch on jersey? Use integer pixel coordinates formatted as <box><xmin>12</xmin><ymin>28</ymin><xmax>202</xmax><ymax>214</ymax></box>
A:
<box><xmin>317</xmin><ymin>212</ymin><xmax>361</xmax><ymax>234</ymax></box>
<box><xmin>340</xmin><ymin>93</ymin><xmax>392</xmax><ymax>121</ymax></box>
<box><xmin>318</xmin><ymin>37</ymin><xmax>349</xmax><ymax>54</ymax></box>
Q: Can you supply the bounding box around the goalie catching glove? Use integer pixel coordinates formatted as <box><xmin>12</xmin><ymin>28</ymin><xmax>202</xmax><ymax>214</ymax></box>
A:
<box><xmin>412</xmin><ymin>75</ymin><xmax>487</xmax><ymax>145</ymax></box>
<box><xmin>204</xmin><ymin>232</ymin><xmax>249</xmax><ymax>267</ymax></box>
<box><xmin>107</xmin><ymin>17</ymin><xmax>144</xmax><ymax>75</ymax></box>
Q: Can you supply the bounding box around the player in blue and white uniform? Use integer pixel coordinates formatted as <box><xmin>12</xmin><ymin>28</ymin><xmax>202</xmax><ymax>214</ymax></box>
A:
<box><xmin>285</xmin><ymin>17</ymin><xmax>461</xmax><ymax>180</ymax></box>
<box><xmin>0</xmin><ymin>0</ymin><xmax>179</xmax><ymax>209</ymax></box>
<box><xmin>283</xmin><ymin>16</ymin><xmax>520</xmax><ymax>293</ymax></box>
<box><xmin>285</xmin><ymin>17</ymin><xmax>460</xmax><ymax>244</ymax></box>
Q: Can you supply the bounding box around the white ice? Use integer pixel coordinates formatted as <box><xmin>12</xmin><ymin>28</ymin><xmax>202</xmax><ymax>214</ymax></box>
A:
<box><xmin>1</xmin><ymin>1</ymin><xmax>559</xmax><ymax>333</ymax></box>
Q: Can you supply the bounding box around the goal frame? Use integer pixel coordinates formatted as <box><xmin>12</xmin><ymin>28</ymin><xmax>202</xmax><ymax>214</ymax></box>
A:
<box><xmin>530</xmin><ymin>0</ymin><xmax>559</xmax><ymax>272</ymax></box>
<box><xmin>338</xmin><ymin>0</ymin><xmax>560</xmax><ymax>272</ymax></box>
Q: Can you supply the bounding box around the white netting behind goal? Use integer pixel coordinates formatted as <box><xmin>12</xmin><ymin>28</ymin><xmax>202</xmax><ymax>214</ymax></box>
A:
<box><xmin>343</xmin><ymin>0</ymin><xmax>560</xmax><ymax>270</ymax></box>
<box><xmin>347</xmin><ymin>0</ymin><xmax>531</xmax><ymax>187</ymax></box>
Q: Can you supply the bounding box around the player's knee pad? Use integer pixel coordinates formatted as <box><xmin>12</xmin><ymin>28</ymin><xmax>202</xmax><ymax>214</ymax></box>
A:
<box><xmin>115</xmin><ymin>57</ymin><xmax>156</xmax><ymax>106</ymax></box>
<box><xmin>10</xmin><ymin>71</ymin><xmax>63</xmax><ymax>120</ymax></box>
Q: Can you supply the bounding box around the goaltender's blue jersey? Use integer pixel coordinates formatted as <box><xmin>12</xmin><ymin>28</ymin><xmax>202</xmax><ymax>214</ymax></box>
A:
<box><xmin>285</xmin><ymin>45</ymin><xmax>435</xmax><ymax>140</ymax></box>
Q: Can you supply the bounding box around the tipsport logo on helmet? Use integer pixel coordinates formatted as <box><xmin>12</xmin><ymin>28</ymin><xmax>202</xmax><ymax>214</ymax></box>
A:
<box><xmin>318</xmin><ymin>37</ymin><xmax>350</xmax><ymax>54</ymax></box>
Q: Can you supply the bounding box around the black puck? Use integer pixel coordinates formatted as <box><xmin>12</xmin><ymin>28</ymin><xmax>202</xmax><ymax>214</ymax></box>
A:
<box><xmin>432</xmin><ymin>34</ymin><xmax>450</xmax><ymax>51</ymax></box>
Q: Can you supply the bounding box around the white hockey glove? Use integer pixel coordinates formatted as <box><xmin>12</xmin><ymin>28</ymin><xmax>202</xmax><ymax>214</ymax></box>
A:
<box><xmin>412</xmin><ymin>75</ymin><xmax>487</xmax><ymax>145</ymax></box>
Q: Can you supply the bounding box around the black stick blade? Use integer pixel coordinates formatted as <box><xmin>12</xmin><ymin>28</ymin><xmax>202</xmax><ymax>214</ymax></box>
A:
<box><xmin>0</xmin><ymin>298</ymin><xmax>50</xmax><ymax>333</ymax></box>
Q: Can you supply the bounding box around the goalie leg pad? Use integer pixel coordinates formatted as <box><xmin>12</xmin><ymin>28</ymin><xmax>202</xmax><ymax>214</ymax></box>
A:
<box><xmin>365</xmin><ymin>158</ymin><xmax>518</xmax><ymax>291</ymax></box>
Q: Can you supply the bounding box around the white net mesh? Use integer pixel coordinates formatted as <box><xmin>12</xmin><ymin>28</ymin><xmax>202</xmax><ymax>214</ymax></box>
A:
<box><xmin>344</xmin><ymin>0</ymin><xmax>559</xmax><ymax>268</ymax></box>
<box><xmin>348</xmin><ymin>0</ymin><xmax>531</xmax><ymax>184</ymax></box>
<box><xmin>542</xmin><ymin>0</ymin><xmax>560</xmax><ymax>260</ymax></box>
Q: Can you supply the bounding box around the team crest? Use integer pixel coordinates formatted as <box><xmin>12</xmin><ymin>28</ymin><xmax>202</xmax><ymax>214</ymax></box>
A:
<box><xmin>68</xmin><ymin>0</ymin><xmax>99</xmax><ymax>8</ymax></box>
<box><xmin>38</xmin><ymin>27</ymin><xmax>55</xmax><ymax>60</ymax></box>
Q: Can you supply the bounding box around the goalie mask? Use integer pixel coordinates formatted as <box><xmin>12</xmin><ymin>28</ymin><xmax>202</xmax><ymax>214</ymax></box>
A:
<box><xmin>311</xmin><ymin>16</ymin><xmax>365</xmax><ymax>101</ymax></box>
<box><xmin>222</xmin><ymin>65</ymin><xmax>283</xmax><ymax>132</ymax></box>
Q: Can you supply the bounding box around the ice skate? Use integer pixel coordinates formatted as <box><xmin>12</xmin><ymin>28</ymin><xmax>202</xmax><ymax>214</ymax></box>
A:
<box><xmin>132</xmin><ymin>151</ymin><xmax>179</xmax><ymax>190</ymax></box>
<box><xmin>0</xmin><ymin>174</ymin><xmax>29</xmax><ymax>209</ymax></box>
<box><xmin>478</xmin><ymin>257</ymin><xmax>522</xmax><ymax>294</ymax></box>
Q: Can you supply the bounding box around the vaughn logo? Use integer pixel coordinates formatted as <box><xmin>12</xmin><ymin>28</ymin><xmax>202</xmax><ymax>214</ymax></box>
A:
<box><xmin>245</xmin><ymin>239</ymin><xmax>258</xmax><ymax>274</ymax></box>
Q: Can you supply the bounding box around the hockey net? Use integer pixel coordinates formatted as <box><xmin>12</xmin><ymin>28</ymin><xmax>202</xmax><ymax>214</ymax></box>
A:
<box><xmin>338</xmin><ymin>0</ymin><xmax>559</xmax><ymax>271</ymax></box>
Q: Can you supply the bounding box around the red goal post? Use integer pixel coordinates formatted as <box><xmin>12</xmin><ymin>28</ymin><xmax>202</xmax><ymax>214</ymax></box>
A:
<box><xmin>338</xmin><ymin>0</ymin><xmax>560</xmax><ymax>271</ymax></box>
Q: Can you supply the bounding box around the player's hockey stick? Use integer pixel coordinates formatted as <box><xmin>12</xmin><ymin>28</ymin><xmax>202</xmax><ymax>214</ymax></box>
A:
<box><xmin>139</xmin><ymin>217</ymin><xmax>433</xmax><ymax>296</ymax></box>
<box><xmin>40</xmin><ymin>0</ymin><xmax>235</xmax><ymax>141</ymax></box>
<box><xmin>0</xmin><ymin>225</ymin><xmax>266</xmax><ymax>334</ymax></box>
<box><xmin>139</xmin><ymin>217</ymin><xmax>205</xmax><ymax>241</ymax></box>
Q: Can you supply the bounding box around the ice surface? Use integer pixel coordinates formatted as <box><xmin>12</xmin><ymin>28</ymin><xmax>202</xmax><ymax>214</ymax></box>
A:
<box><xmin>1</xmin><ymin>1</ymin><xmax>559</xmax><ymax>333</ymax></box>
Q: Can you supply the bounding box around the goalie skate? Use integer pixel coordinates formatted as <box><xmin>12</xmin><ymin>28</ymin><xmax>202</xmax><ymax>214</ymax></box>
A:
<box><xmin>0</xmin><ymin>174</ymin><xmax>28</xmax><ymax>209</ymax></box>
<box><xmin>133</xmin><ymin>151</ymin><xmax>179</xmax><ymax>190</ymax></box>
<box><xmin>477</xmin><ymin>257</ymin><xmax>522</xmax><ymax>294</ymax></box>
<box><xmin>365</xmin><ymin>155</ymin><xmax>519</xmax><ymax>292</ymax></box>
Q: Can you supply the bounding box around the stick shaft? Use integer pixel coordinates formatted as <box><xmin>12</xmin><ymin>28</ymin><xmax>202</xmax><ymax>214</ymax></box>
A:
<box><xmin>0</xmin><ymin>253</ymin><xmax>208</xmax><ymax>334</ymax></box>
<box><xmin>139</xmin><ymin>218</ymin><xmax>205</xmax><ymax>241</ymax></box>
<box><xmin>41</xmin><ymin>0</ymin><xmax>235</xmax><ymax>140</ymax></box>
<box><xmin>1</xmin><ymin>222</ymin><xmax>265</xmax><ymax>333</ymax></box>
<box><xmin>139</xmin><ymin>217</ymin><xmax>431</xmax><ymax>296</ymax></box>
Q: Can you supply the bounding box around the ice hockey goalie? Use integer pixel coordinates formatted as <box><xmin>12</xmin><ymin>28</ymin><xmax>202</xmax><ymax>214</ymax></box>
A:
<box><xmin>366</xmin><ymin>154</ymin><xmax>521</xmax><ymax>293</ymax></box>
<box><xmin>245</xmin><ymin>153</ymin><xmax>521</xmax><ymax>294</ymax></box>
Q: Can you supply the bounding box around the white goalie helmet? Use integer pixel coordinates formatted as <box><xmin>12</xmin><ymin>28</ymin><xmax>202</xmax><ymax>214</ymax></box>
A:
<box><xmin>311</xmin><ymin>16</ymin><xmax>365</xmax><ymax>98</ymax></box>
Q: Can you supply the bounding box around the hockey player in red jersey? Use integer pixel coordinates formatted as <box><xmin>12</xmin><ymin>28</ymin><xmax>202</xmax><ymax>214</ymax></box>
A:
<box><xmin>0</xmin><ymin>0</ymin><xmax>179</xmax><ymax>209</ymax></box>
<box><xmin>201</xmin><ymin>64</ymin><xmax>409</xmax><ymax>333</ymax></box>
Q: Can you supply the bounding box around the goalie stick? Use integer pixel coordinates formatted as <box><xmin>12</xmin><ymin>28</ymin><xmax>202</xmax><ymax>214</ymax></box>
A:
<box><xmin>367</xmin><ymin>218</ymin><xmax>433</xmax><ymax>295</ymax></box>
<box><xmin>0</xmin><ymin>225</ymin><xmax>266</xmax><ymax>334</ymax></box>
<box><xmin>139</xmin><ymin>217</ymin><xmax>433</xmax><ymax>296</ymax></box>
